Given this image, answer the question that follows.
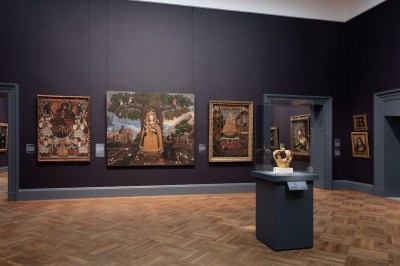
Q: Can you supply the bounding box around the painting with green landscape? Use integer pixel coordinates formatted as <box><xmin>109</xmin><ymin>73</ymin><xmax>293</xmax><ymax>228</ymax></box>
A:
<box><xmin>106</xmin><ymin>91</ymin><xmax>195</xmax><ymax>166</ymax></box>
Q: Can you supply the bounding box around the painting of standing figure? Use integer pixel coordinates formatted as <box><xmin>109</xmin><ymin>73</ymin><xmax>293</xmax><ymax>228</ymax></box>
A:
<box><xmin>106</xmin><ymin>91</ymin><xmax>195</xmax><ymax>166</ymax></box>
<box><xmin>209</xmin><ymin>100</ymin><xmax>253</xmax><ymax>162</ymax></box>
<box><xmin>37</xmin><ymin>95</ymin><xmax>90</xmax><ymax>162</ymax></box>
<box><xmin>290</xmin><ymin>114</ymin><xmax>311</xmax><ymax>157</ymax></box>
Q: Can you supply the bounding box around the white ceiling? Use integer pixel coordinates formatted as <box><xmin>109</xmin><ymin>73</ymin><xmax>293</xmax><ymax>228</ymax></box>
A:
<box><xmin>129</xmin><ymin>0</ymin><xmax>386</xmax><ymax>22</ymax></box>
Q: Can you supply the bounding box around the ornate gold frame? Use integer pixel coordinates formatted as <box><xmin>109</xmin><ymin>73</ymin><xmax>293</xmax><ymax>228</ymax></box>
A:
<box><xmin>208</xmin><ymin>100</ymin><xmax>253</xmax><ymax>162</ymax></box>
<box><xmin>37</xmin><ymin>95</ymin><xmax>90</xmax><ymax>162</ymax></box>
<box><xmin>353</xmin><ymin>113</ymin><xmax>368</xmax><ymax>131</ymax></box>
<box><xmin>0</xmin><ymin>123</ymin><xmax>8</xmax><ymax>153</ymax></box>
<box><xmin>351</xmin><ymin>132</ymin><xmax>370</xmax><ymax>158</ymax></box>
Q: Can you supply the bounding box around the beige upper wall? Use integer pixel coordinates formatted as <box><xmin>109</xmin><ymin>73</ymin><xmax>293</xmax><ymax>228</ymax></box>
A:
<box><xmin>129</xmin><ymin>0</ymin><xmax>386</xmax><ymax>22</ymax></box>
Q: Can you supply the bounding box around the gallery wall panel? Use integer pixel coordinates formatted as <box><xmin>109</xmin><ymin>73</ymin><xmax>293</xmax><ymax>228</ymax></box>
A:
<box><xmin>0</xmin><ymin>0</ymin><xmax>346</xmax><ymax>189</ymax></box>
<box><xmin>108</xmin><ymin>1</ymin><xmax>193</xmax><ymax>91</ymax></box>
<box><xmin>345</xmin><ymin>0</ymin><xmax>400</xmax><ymax>184</ymax></box>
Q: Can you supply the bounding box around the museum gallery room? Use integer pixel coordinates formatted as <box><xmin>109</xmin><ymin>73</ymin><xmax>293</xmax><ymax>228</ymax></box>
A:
<box><xmin>1</xmin><ymin>0</ymin><xmax>400</xmax><ymax>265</ymax></box>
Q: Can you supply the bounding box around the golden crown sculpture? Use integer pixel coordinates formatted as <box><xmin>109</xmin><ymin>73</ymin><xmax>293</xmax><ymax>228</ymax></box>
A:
<box><xmin>272</xmin><ymin>147</ymin><xmax>293</xmax><ymax>168</ymax></box>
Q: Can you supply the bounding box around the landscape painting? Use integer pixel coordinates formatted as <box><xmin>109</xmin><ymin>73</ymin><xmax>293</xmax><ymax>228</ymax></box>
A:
<box><xmin>209</xmin><ymin>100</ymin><xmax>253</xmax><ymax>162</ymax></box>
<box><xmin>37</xmin><ymin>95</ymin><xmax>90</xmax><ymax>162</ymax></box>
<box><xmin>106</xmin><ymin>91</ymin><xmax>195</xmax><ymax>166</ymax></box>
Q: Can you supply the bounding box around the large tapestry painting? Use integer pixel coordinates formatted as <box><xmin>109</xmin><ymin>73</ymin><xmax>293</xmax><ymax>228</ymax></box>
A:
<box><xmin>106</xmin><ymin>91</ymin><xmax>195</xmax><ymax>166</ymax></box>
<box><xmin>37</xmin><ymin>95</ymin><xmax>90</xmax><ymax>162</ymax></box>
<box><xmin>209</xmin><ymin>101</ymin><xmax>253</xmax><ymax>162</ymax></box>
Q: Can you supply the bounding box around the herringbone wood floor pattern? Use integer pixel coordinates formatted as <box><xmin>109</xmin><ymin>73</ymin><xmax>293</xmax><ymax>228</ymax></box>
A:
<box><xmin>0</xmin><ymin>171</ymin><xmax>7</xmax><ymax>201</ymax></box>
<box><xmin>0</xmin><ymin>174</ymin><xmax>399</xmax><ymax>265</ymax></box>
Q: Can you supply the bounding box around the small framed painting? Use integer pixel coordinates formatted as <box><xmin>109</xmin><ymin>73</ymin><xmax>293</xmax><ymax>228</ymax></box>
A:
<box><xmin>37</xmin><ymin>95</ymin><xmax>90</xmax><ymax>162</ymax></box>
<box><xmin>209</xmin><ymin>100</ymin><xmax>253</xmax><ymax>162</ymax></box>
<box><xmin>290</xmin><ymin>114</ymin><xmax>311</xmax><ymax>157</ymax></box>
<box><xmin>351</xmin><ymin>132</ymin><xmax>370</xmax><ymax>158</ymax></box>
<box><xmin>353</xmin><ymin>113</ymin><xmax>368</xmax><ymax>131</ymax></box>
<box><xmin>0</xmin><ymin>123</ymin><xmax>8</xmax><ymax>152</ymax></box>
<box><xmin>270</xmin><ymin>126</ymin><xmax>279</xmax><ymax>150</ymax></box>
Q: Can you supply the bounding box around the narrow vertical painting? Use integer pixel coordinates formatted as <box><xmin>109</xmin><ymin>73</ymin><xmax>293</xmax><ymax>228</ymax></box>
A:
<box><xmin>270</xmin><ymin>126</ymin><xmax>279</xmax><ymax>150</ymax></box>
<box><xmin>209</xmin><ymin>101</ymin><xmax>253</xmax><ymax>162</ymax></box>
<box><xmin>290</xmin><ymin>114</ymin><xmax>311</xmax><ymax>157</ymax></box>
<box><xmin>106</xmin><ymin>91</ymin><xmax>195</xmax><ymax>166</ymax></box>
<box><xmin>0</xmin><ymin>123</ymin><xmax>8</xmax><ymax>152</ymax></box>
<box><xmin>37</xmin><ymin>95</ymin><xmax>90</xmax><ymax>162</ymax></box>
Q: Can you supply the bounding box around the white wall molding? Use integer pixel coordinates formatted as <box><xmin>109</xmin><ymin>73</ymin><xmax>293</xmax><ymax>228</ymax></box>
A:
<box><xmin>129</xmin><ymin>0</ymin><xmax>386</xmax><ymax>22</ymax></box>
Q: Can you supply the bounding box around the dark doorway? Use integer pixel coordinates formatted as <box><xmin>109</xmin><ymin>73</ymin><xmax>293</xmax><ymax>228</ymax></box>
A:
<box><xmin>384</xmin><ymin>116</ymin><xmax>400</xmax><ymax>197</ymax></box>
<box><xmin>0</xmin><ymin>93</ymin><xmax>8</xmax><ymax>200</ymax></box>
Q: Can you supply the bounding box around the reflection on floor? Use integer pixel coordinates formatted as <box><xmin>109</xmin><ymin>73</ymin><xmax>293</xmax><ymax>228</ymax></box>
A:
<box><xmin>0</xmin><ymin>171</ymin><xmax>7</xmax><ymax>201</ymax></box>
<box><xmin>0</xmin><ymin>188</ymin><xmax>399</xmax><ymax>265</ymax></box>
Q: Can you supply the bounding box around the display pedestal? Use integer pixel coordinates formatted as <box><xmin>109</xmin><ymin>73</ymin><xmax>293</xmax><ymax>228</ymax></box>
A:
<box><xmin>273</xmin><ymin>167</ymin><xmax>293</xmax><ymax>174</ymax></box>
<box><xmin>252</xmin><ymin>171</ymin><xmax>318</xmax><ymax>251</ymax></box>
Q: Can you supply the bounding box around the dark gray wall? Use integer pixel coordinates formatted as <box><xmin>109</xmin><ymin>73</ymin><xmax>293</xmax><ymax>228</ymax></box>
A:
<box><xmin>0</xmin><ymin>94</ymin><xmax>7</xmax><ymax>167</ymax></box>
<box><xmin>344</xmin><ymin>0</ymin><xmax>398</xmax><ymax>184</ymax></box>
<box><xmin>0</xmin><ymin>0</ymin><xmax>345</xmax><ymax>189</ymax></box>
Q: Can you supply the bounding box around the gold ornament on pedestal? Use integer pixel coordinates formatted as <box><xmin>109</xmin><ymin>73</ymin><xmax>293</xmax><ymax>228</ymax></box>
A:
<box><xmin>273</xmin><ymin>147</ymin><xmax>293</xmax><ymax>168</ymax></box>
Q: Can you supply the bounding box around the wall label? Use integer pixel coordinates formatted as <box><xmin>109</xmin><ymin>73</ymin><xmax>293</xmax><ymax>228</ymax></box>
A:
<box><xmin>96</xmin><ymin>143</ymin><xmax>105</xmax><ymax>157</ymax></box>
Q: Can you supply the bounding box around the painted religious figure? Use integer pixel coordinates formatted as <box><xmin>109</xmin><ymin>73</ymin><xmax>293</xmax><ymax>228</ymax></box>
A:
<box><xmin>209</xmin><ymin>101</ymin><xmax>253</xmax><ymax>162</ymax></box>
<box><xmin>139</xmin><ymin>110</ymin><xmax>163</xmax><ymax>153</ymax></box>
<box><xmin>353</xmin><ymin>113</ymin><xmax>368</xmax><ymax>131</ymax></box>
<box><xmin>290</xmin><ymin>114</ymin><xmax>311</xmax><ymax>157</ymax></box>
<box><xmin>106</xmin><ymin>91</ymin><xmax>195</xmax><ymax>166</ymax></box>
<box><xmin>0</xmin><ymin>123</ymin><xmax>8</xmax><ymax>152</ymax></box>
<box><xmin>37</xmin><ymin>95</ymin><xmax>90</xmax><ymax>162</ymax></box>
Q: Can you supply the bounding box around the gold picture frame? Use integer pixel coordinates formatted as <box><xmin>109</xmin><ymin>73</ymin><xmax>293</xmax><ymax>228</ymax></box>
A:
<box><xmin>351</xmin><ymin>132</ymin><xmax>370</xmax><ymax>158</ymax></box>
<box><xmin>353</xmin><ymin>113</ymin><xmax>368</xmax><ymax>131</ymax></box>
<box><xmin>290</xmin><ymin>114</ymin><xmax>311</xmax><ymax>157</ymax></box>
<box><xmin>270</xmin><ymin>126</ymin><xmax>279</xmax><ymax>150</ymax></box>
<box><xmin>0</xmin><ymin>123</ymin><xmax>8</xmax><ymax>153</ymax></box>
<box><xmin>209</xmin><ymin>100</ymin><xmax>253</xmax><ymax>162</ymax></box>
<box><xmin>37</xmin><ymin>95</ymin><xmax>90</xmax><ymax>162</ymax></box>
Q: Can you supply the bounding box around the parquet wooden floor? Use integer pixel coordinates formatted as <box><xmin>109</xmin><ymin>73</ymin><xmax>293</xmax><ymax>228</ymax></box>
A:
<box><xmin>0</xmin><ymin>180</ymin><xmax>400</xmax><ymax>265</ymax></box>
<box><xmin>0</xmin><ymin>171</ymin><xmax>7</xmax><ymax>201</ymax></box>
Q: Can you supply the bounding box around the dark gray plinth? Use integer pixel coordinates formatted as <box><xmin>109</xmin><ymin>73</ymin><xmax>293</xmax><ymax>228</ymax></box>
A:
<box><xmin>252</xmin><ymin>171</ymin><xmax>318</xmax><ymax>251</ymax></box>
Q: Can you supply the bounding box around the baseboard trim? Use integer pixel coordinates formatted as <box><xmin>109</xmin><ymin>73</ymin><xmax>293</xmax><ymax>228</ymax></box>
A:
<box><xmin>0</xmin><ymin>166</ymin><xmax>8</xmax><ymax>173</ymax></box>
<box><xmin>332</xmin><ymin>180</ymin><xmax>374</xmax><ymax>195</ymax></box>
<box><xmin>19</xmin><ymin>182</ymin><xmax>256</xmax><ymax>200</ymax></box>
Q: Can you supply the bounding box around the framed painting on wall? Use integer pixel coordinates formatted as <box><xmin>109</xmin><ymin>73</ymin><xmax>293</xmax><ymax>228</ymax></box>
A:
<box><xmin>209</xmin><ymin>100</ymin><xmax>253</xmax><ymax>162</ymax></box>
<box><xmin>351</xmin><ymin>132</ymin><xmax>370</xmax><ymax>158</ymax></box>
<box><xmin>37</xmin><ymin>95</ymin><xmax>90</xmax><ymax>162</ymax></box>
<box><xmin>106</xmin><ymin>91</ymin><xmax>195</xmax><ymax>166</ymax></box>
<box><xmin>270</xmin><ymin>126</ymin><xmax>279</xmax><ymax>150</ymax></box>
<box><xmin>290</xmin><ymin>114</ymin><xmax>311</xmax><ymax>157</ymax></box>
<box><xmin>353</xmin><ymin>113</ymin><xmax>368</xmax><ymax>131</ymax></box>
<box><xmin>0</xmin><ymin>123</ymin><xmax>8</xmax><ymax>152</ymax></box>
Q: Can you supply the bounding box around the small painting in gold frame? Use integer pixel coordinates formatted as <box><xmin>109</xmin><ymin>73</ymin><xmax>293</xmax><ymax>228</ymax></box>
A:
<box><xmin>37</xmin><ymin>95</ymin><xmax>90</xmax><ymax>162</ymax></box>
<box><xmin>209</xmin><ymin>100</ymin><xmax>253</xmax><ymax>162</ymax></box>
<box><xmin>351</xmin><ymin>132</ymin><xmax>370</xmax><ymax>158</ymax></box>
<box><xmin>353</xmin><ymin>113</ymin><xmax>368</xmax><ymax>131</ymax></box>
<box><xmin>0</xmin><ymin>123</ymin><xmax>8</xmax><ymax>153</ymax></box>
